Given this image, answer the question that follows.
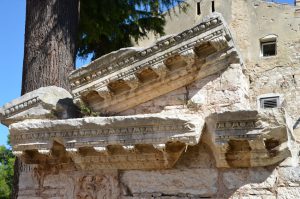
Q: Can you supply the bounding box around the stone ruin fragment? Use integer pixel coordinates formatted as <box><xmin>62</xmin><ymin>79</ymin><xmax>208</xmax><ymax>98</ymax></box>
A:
<box><xmin>1</xmin><ymin>11</ymin><xmax>300</xmax><ymax>198</ymax></box>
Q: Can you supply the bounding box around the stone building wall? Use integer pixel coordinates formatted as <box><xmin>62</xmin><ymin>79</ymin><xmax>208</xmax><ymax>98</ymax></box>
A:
<box><xmin>137</xmin><ymin>0</ymin><xmax>300</xmax><ymax>132</ymax></box>
<box><xmin>15</xmin><ymin>142</ymin><xmax>300</xmax><ymax>198</ymax></box>
<box><xmin>117</xmin><ymin>1</ymin><xmax>300</xmax><ymax>198</ymax></box>
<box><xmin>228</xmin><ymin>0</ymin><xmax>300</xmax><ymax>127</ymax></box>
<box><xmin>121</xmin><ymin>63</ymin><xmax>249</xmax><ymax>116</ymax></box>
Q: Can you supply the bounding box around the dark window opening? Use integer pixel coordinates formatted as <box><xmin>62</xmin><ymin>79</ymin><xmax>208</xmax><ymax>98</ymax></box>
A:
<box><xmin>197</xmin><ymin>2</ymin><xmax>201</xmax><ymax>15</ymax></box>
<box><xmin>260</xmin><ymin>96</ymin><xmax>279</xmax><ymax>109</ymax></box>
<box><xmin>261</xmin><ymin>41</ymin><xmax>276</xmax><ymax>57</ymax></box>
<box><xmin>212</xmin><ymin>1</ymin><xmax>215</xmax><ymax>12</ymax></box>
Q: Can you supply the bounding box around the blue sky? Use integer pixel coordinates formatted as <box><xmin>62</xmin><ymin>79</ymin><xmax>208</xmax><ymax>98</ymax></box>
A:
<box><xmin>0</xmin><ymin>0</ymin><xmax>295</xmax><ymax>147</ymax></box>
<box><xmin>0</xmin><ymin>1</ymin><xmax>91</xmax><ymax>147</ymax></box>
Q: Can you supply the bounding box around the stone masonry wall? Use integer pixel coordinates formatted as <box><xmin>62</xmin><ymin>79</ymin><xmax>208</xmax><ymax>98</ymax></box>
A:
<box><xmin>16</xmin><ymin>142</ymin><xmax>300</xmax><ymax>199</ymax></box>
<box><xmin>137</xmin><ymin>0</ymin><xmax>300</xmax><ymax>130</ymax></box>
<box><xmin>228</xmin><ymin>0</ymin><xmax>300</xmax><ymax>126</ymax></box>
<box><xmin>121</xmin><ymin>63</ymin><xmax>249</xmax><ymax>116</ymax></box>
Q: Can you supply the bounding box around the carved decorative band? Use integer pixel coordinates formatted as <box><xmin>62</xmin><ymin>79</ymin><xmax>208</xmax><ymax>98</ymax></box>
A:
<box><xmin>19</xmin><ymin>162</ymin><xmax>36</xmax><ymax>173</ymax></box>
<box><xmin>216</xmin><ymin>120</ymin><xmax>258</xmax><ymax>130</ymax></box>
<box><xmin>14</xmin><ymin>143</ymin><xmax>49</xmax><ymax>151</ymax></box>
<box><xmin>3</xmin><ymin>96</ymin><xmax>40</xmax><ymax>117</ymax></box>
<box><xmin>12</xmin><ymin>124</ymin><xmax>191</xmax><ymax>144</ymax></box>
<box><xmin>73</xmin><ymin>30</ymin><xmax>226</xmax><ymax>98</ymax></box>
<box><xmin>69</xmin><ymin>16</ymin><xmax>224</xmax><ymax>89</ymax></box>
<box><xmin>69</xmin><ymin>135</ymin><xmax>196</xmax><ymax>148</ymax></box>
<box><xmin>74</xmin><ymin>153</ymin><xmax>174</xmax><ymax>164</ymax></box>
<box><xmin>214</xmin><ymin>120</ymin><xmax>262</xmax><ymax>142</ymax></box>
<box><xmin>215</xmin><ymin>129</ymin><xmax>262</xmax><ymax>142</ymax></box>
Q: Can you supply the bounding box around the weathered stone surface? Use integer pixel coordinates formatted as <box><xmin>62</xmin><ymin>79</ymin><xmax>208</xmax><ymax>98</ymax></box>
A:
<box><xmin>229</xmin><ymin>192</ymin><xmax>276</xmax><ymax>199</ymax></box>
<box><xmin>10</xmin><ymin>114</ymin><xmax>204</xmax><ymax>169</ymax></box>
<box><xmin>175</xmin><ymin>143</ymin><xmax>216</xmax><ymax>169</ymax></box>
<box><xmin>75</xmin><ymin>173</ymin><xmax>120</xmax><ymax>199</ymax></box>
<box><xmin>205</xmin><ymin>108</ymin><xmax>295</xmax><ymax>168</ymax></box>
<box><xmin>277</xmin><ymin>167</ymin><xmax>300</xmax><ymax>186</ymax></box>
<box><xmin>0</xmin><ymin>86</ymin><xmax>79</xmax><ymax>126</ymax></box>
<box><xmin>17</xmin><ymin>168</ymin><xmax>120</xmax><ymax>199</ymax></box>
<box><xmin>69</xmin><ymin>13</ymin><xmax>242</xmax><ymax>114</ymax></box>
<box><xmin>277</xmin><ymin>187</ymin><xmax>300</xmax><ymax>199</ymax></box>
<box><xmin>2</xmin><ymin>1</ymin><xmax>300</xmax><ymax>198</ymax></box>
<box><xmin>121</xmin><ymin>169</ymin><xmax>218</xmax><ymax>197</ymax></box>
<box><xmin>121</xmin><ymin>62</ymin><xmax>249</xmax><ymax>116</ymax></box>
<box><xmin>223</xmin><ymin>168</ymin><xmax>277</xmax><ymax>190</ymax></box>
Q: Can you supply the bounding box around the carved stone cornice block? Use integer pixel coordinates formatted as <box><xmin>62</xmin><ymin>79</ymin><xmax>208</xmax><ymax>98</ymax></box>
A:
<box><xmin>69</xmin><ymin>13</ymin><xmax>241</xmax><ymax>114</ymax></box>
<box><xmin>0</xmin><ymin>86</ymin><xmax>78</xmax><ymax>126</ymax></box>
<box><xmin>10</xmin><ymin>114</ymin><xmax>204</xmax><ymax>170</ymax></box>
<box><xmin>205</xmin><ymin>109</ymin><xmax>296</xmax><ymax>168</ymax></box>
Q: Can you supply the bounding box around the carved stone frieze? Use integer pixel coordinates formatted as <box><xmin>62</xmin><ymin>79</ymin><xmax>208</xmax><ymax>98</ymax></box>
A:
<box><xmin>205</xmin><ymin>109</ymin><xmax>296</xmax><ymax>168</ymax></box>
<box><xmin>2</xmin><ymin>11</ymin><xmax>296</xmax><ymax>175</ymax></box>
<box><xmin>1</xmin><ymin>96</ymin><xmax>40</xmax><ymax>117</ymax></box>
<box><xmin>69</xmin><ymin>13</ymin><xmax>241</xmax><ymax>114</ymax></box>
<box><xmin>76</xmin><ymin>174</ymin><xmax>119</xmax><ymax>199</ymax></box>
<box><xmin>215</xmin><ymin>120</ymin><xmax>261</xmax><ymax>142</ymax></box>
<box><xmin>11</xmin><ymin>109</ymin><xmax>295</xmax><ymax>169</ymax></box>
<box><xmin>10</xmin><ymin>114</ymin><xmax>204</xmax><ymax>169</ymax></box>
<box><xmin>69</xmin><ymin>14</ymin><xmax>227</xmax><ymax>87</ymax></box>
<box><xmin>0</xmin><ymin>86</ymin><xmax>79</xmax><ymax>126</ymax></box>
<box><xmin>72</xmin><ymin>142</ymin><xmax>186</xmax><ymax>170</ymax></box>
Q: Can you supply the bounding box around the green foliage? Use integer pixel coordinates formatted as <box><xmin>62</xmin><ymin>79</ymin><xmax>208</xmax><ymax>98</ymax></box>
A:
<box><xmin>78</xmin><ymin>101</ymin><xmax>100</xmax><ymax>117</ymax></box>
<box><xmin>78</xmin><ymin>0</ymin><xmax>188</xmax><ymax>59</ymax></box>
<box><xmin>0</xmin><ymin>145</ymin><xmax>15</xmax><ymax>199</ymax></box>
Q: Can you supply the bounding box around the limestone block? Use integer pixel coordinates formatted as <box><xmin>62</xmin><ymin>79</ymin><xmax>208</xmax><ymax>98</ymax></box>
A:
<box><xmin>121</xmin><ymin>169</ymin><xmax>218</xmax><ymax>197</ymax></box>
<box><xmin>277</xmin><ymin>167</ymin><xmax>300</xmax><ymax>186</ymax></box>
<box><xmin>205</xmin><ymin>108</ymin><xmax>296</xmax><ymax>168</ymax></box>
<box><xmin>69</xmin><ymin>47</ymin><xmax>142</xmax><ymax>82</ymax></box>
<box><xmin>223</xmin><ymin>168</ymin><xmax>276</xmax><ymax>190</ymax></box>
<box><xmin>10</xmin><ymin>114</ymin><xmax>204</xmax><ymax>170</ymax></box>
<box><xmin>229</xmin><ymin>192</ymin><xmax>276</xmax><ymax>199</ymax></box>
<box><xmin>0</xmin><ymin>86</ymin><xmax>79</xmax><ymax>126</ymax></box>
<box><xmin>69</xmin><ymin>13</ymin><xmax>242</xmax><ymax>114</ymax></box>
<box><xmin>75</xmin><ymin>173</ymin><xmax>120</xmax><ymax>199</ymax></box>
<box><xmin>18</xmin><ymin>169</ymin><xmax>120</xmax><ymax>199</ymax></box>
<box><xmin>277</xmin><ymin>187</ymin><xmax>300</xmax><ymax>199</ymax></box>
<box><xmin>122</xmin><ymin>61</ymin><xmax>249</xmax><ymax>116</ymax></box>
<box><xmin>18</xmin><ymin>172</ymin><xmax>39</xmax><ymax>190</ymax></box>
<box><xmin>175</xmin><ymin>143</ymin><xmax>216</xmax><ymax>169</ymax></box>
<box><xmin>18</xmin><ymin>172</ymin><xmax>73</xmax><ymax>199</ymax></box>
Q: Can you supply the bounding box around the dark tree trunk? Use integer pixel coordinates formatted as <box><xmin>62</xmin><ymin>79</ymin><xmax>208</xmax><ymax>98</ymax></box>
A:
<box><xmin>11</xmin><ymin>157</ymin><xmax>20</xmax><ymax>199</ymax></box>
<box><xmin>13</xmin><ymin>1</ymin><xmax>79</xmax><ymax>198</ymax></box>
<box><xmin>21</xmin><ymin>0</ymin><xmax>79</xmax><ymax>95</ymax></box>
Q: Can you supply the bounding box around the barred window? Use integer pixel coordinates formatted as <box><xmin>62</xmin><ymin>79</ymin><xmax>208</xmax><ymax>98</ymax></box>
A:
<box><xmin>260</xmin><ymin>96</ymin><xmax>279</xmax><ymax>109</ymax></box>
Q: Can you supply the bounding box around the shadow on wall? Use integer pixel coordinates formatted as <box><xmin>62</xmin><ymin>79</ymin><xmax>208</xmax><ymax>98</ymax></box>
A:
<box><xmin>119</xmin><ymin>140</ymin><xmax>277</xmax><ymax>198</ymax></box>
<box><xmin>293</xmin><ymin>117</ymin><xmax>300</xmax><ymax>129</ymax></box>
<box><xmin>119</xmin><ymin>70</ymin><xmax>222</xmax><ymax>115</ymax></box>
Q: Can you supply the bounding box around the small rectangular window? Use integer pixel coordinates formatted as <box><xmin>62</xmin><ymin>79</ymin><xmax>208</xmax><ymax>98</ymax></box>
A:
<box><xmin>260</xmin><ymin>96</ymin><xmax>279</xmax><ymax>109</ymax></box>
<box><xmin>261</xmin><ymin>41</ymin><xmax>276</xmax><ymax>57</ymax></box>
<box><xmin>197</xmin><ymin>2</ymin><xmax>201</xmax><ymax>15</ymax></box>
<box><xmin>212</xmin><ymin>1</ymin><xmax>215</xmax><ymax>12</ymax></box>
